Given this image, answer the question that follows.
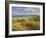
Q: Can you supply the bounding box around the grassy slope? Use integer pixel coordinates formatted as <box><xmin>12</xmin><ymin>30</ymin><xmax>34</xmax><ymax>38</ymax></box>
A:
<box><xmin>12</xmin><ymin>16</ymin><xmax>40</xmax><ymax>31</ymax></box>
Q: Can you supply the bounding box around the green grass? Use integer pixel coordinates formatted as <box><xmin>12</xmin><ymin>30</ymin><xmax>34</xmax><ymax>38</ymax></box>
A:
<box><xmin>12</xmin><ymin>16</ymin><xmax>40</xmax><ymax>31</ymax></box>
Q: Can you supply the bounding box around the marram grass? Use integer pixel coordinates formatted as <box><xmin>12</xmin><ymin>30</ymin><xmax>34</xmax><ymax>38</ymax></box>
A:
<box><xmin>12</xmin><ymin>16</ymin><xmax>40</xmax><ymax>31</ymax></box>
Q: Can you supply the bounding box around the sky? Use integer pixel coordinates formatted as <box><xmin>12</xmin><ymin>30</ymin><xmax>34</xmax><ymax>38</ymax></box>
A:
<box><xmin>12</xmin><ymin>7</ymin><xmax>40</xmax><ymax>16</ymax></box>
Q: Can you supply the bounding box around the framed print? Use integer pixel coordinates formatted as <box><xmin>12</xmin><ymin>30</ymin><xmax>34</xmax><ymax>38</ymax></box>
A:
<box><xmin>5</xmin><ymin>1</ymin><xmax>45</xmax><ymax>37</ymax></box>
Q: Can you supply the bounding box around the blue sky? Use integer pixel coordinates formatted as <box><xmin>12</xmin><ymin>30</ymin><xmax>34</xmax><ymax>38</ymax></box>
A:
<box><xmin>12</xmin><ymin>7</ymin><xmax>40</xmax><ymax>16</ymax></box>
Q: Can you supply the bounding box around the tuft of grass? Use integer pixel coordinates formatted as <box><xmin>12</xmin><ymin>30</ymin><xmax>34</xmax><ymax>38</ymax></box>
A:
<box><xmin>12</xmin><ymin>16</ymin><xmax>40</xmax><ymax>31</ymax></box>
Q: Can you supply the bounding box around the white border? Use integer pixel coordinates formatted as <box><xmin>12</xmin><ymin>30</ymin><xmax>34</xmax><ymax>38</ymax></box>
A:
<box><xmin>9</xmin><ymin>4</ymin><xmax>43</xmax><ymax>35</ymax></box>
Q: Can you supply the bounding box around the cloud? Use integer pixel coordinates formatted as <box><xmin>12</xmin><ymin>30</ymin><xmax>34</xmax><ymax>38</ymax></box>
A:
<box><xmin>23</xmin><ymin>8</ymin><xmax>31</xmax><ymax>11</ymax></box>
<box><xmin>12</xmin><ymin>7</ymin><xmax>40</xmax><ymax>16</ymax></box>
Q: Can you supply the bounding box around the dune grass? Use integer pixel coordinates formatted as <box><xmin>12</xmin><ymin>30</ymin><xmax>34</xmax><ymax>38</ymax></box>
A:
<box><xmin>12</xmin><ymin>16</ymin><xmax>40</xmax><ymax>31</ymax></box>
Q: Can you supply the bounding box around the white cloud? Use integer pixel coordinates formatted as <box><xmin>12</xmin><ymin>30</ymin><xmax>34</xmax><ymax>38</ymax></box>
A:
<box><xmin>24</xmin><ymin>8</ymin><xmax>31</xmax><ymax>11</ymax></box>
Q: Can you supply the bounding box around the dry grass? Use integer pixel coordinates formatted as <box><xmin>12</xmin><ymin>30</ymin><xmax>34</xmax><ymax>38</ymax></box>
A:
<box><xmin>12</xmin><ymin>16</ymin><xmax>40</xmax><ymax>31</ymax></box>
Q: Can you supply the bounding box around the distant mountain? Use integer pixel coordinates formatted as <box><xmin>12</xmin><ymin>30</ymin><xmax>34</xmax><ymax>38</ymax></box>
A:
<box><xmin>13</xmin><ymin>15</ymin><xmax>39</xmax><ymax>17</ymax></box>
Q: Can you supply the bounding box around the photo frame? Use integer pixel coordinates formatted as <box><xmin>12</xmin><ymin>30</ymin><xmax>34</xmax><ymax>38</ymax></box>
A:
<box><xmin>5</xmin><ymin>1</ymin><xmax>45</xmax><ymax>37</ymax></box>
